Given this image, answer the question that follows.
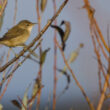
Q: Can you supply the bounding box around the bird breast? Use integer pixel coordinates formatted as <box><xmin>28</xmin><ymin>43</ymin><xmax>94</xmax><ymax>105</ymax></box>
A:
<box><xmin>27</xmin><ymin>26</ymin><xmax>33</xmax><ymax>33</ymax></box>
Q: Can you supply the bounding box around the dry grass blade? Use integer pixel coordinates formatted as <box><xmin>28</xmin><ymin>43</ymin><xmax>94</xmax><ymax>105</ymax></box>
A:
<box><xmin>51</xmin><ymin>20</ymin><xmax>71</xmax><ymax>51</ymax></box>
<box><xmin>17</xmin><ymin>96</ymin><xmax>27</xmax><ymax>110</ymax></box>
<box><xmin>60</xmin><ymin>20</ymin><xmax>71</xmax><ymax>43</ymax></box>
<box><xmin>21</xmin><ymin>86</ymin><xmax>29</xmax><ymax>110</ymax></box>
<box><xmin>57</xmin><ymin>68</ymin><xmax>70</xmax><ymax>99</ymax></box>
<box><xmin>28</xmin><ymin>78</ymin><xmax>44</xmax><ymax>107</ymax></box>
<box><xmin>40</xmin><ymin>0</ymin><xmax>47</xmax><ymax>12</ymax></box>
<box><xmin>11</xmin><ymin>100</ymin><xmax>21</xmax><ymax>109</ymax></box>
<box><xmin>0</xmin><ymin>104</ymin><xmax>3</xmax><ymax>110</ymax></box>
<box><xmin>40</xmin><ymin>48</ymin><xmax>50</xmax><ymax>65</ymax></box>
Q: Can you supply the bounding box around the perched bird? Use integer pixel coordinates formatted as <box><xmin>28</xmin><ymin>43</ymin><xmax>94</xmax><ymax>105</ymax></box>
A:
<box><xmin>0</xmin><ymin>20</ymin><xmax>37</xmax><ymax>47</ymax></box>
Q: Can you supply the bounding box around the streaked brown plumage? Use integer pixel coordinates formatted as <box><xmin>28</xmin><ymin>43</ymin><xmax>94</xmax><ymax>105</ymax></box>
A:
<box><xmin>0</xmin><ymin>20</ymin><xmax>36</xmax><ymax>47</ymax></box>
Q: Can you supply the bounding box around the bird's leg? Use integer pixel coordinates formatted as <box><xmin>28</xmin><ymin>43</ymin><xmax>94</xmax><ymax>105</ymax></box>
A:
<box><xmin>10</xmin><ymin>48</ymin><xmax>18</xmax><ymax>57</ymax></box>
<box><xmin>21</xmin><ymin>44</ymin><xmax>39</xmax><ymax>59</ymax></box>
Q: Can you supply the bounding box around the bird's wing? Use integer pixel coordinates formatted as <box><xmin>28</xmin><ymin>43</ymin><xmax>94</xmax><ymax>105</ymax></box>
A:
<box><xmin>0</xmin><ymin>26</ymin><xmax>26</xmax><ymax>40</ymax></box>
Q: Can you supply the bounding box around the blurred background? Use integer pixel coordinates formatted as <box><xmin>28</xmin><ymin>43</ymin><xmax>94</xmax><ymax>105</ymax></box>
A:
<box><xmin>0</xmin><ymin>0</ymin><xmax>110</xmax><ymax>110</ymax></box>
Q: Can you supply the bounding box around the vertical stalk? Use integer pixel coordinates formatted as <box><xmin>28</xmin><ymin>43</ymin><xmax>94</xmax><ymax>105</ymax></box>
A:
<box><xmin>53</xmin><ymin>0</ymin><xmax>57</xmax><ymax>110</ymax></box>
<box><xmin>36</xmin><ymin>0</ymin><xmax>42</xmax><ymax>110</ymax></box>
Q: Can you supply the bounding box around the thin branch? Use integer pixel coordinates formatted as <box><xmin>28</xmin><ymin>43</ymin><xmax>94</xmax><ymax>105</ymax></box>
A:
<box><xmin>96</xmin><ymin>74</ymin><xmax>110</xmax><ymax>110</ymax></box>
<box><xmin>82</xmin><ymin>1</ymin><xmax>110</xmax><ymax>109</ymax></box>
<box><xmin>83</xmin><ymin>0</ymin><xmax>109</xmax><ymax>52</ymax></box>
<box><xmin>91</xmin><ymin>28</ymin><xmax>109</xmax><ymax>86</ymax></box>
<box><xmin>36</xmin><ymin>0</ymin><xmax>42</xmax><ymax>110</ymax></box>
<box><xmin>0</xmin><ymin>73</ymin><xmax>13</xmax><ymax>100</ymax></box>
<box><xmin>89</xmin><ymin>23</ymin><xmax>110</xmax><ymax>110</ymax></box>
<box><xmin>96</xmin><ymin>49</ymin><xmax>110</xmax><ymax>110</ymax></box>
<box><xmin>93</xmin><ymin>28</ymin><xmax>108</xmax><ymax>61</ymax></box>
<box><xmin>0</xmin><ymin>0</ymin><xmax>7</xmax><ymax>17</ymax></box>
<box><xmin>13</xmin><ymin>0</ymin><xmax>17</xmax><ymax>25</ymax></box>
<box><xmin>17</xmin><ymin>96</ymin><xmax>27</xmax><ymax>110</ymax></box>
<box><xmin>53</xmin><ymin>0</ymin><xmax>57</xmax><ymax>110</ymax></box>
<box><xmin>0</xmin><ymin>0</ymin><xmax>18</xmax><ymax>100</ymax></box>
<box><xmin>90</xmin><ymin>28</ymin><xmax>109</xmax><ymax>89</ymax></box>
<box><xmin>98</xmin><ymin>66</ymin><xmax>102</xmax><ymax>93</ymax></box>
<box><xmin>2</xmin><ymin>49</ymin><xmax>11</xmax><ymax>80</ymax></box>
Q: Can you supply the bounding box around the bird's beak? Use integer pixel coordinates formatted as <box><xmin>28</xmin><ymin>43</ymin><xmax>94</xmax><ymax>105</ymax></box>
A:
<box><xmin>32</xmin><ymin>23</ymin><xmax>38</xmax><ymax>25</ymax></box>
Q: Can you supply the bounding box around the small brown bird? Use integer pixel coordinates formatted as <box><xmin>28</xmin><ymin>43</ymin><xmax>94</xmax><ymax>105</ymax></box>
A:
<box><xmin>0</xmin><ymin>20</ymin><xmax>37</xmax><ymax>47</ymax></box>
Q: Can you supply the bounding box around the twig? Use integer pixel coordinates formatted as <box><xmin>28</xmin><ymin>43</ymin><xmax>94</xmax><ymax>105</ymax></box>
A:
<box><xmin>90</xmin><ymin>23</ymin><xmax>109</xmax><ymax>110</ymax></box>
<box><xmin>0</xmin><ymin>0</ymin><xmax>18</xmax><ymax>100</ymax></box>
<box><xmin>22</xmin><ymin>55</ymin><xmax>39</xmax><ymax>63</ymax></box>
<box><xmin>0</xmin><ymin>52</ymin><xmax>5</xmax><ymax>67</ymax></box>
<box><xmin>36</xmin><ymin>0</ymin><xmax>42</xmax><ymax>109</ymax></box>
<box><xmin>83</xmin><ymin>1</ymin><xmax>110</xmax><ymax>109</ymax></box>
<box><xmin>36</xmin><ymin>0</ymin><xmax>41</xmax><ymax>33</ymax></box>
<box><xmin>0</xmin><ymin>71</ymin><xmax>13</xmax><ymax>100</ymax></box>
<box><xmin>90</xmin><ymin>29</ymin><xmax>109</xmax><ymax>91</ymax></box>
<box><xmin>13</xmin><ymin>0</ymin><xmax>17</xmax><ymax>25</ymax></box>
<box><xmin>93</xmin><ymin>28</ymin><xmax>108</xmax><ymax>61</ymax></box>
<box><xmin>2</xmin><ymin>49</ymin><xmax>11</xmax><ymax>81</ymax></box>
<box><xmin>45</xmin><ymin>92</ymin><xmax>51</xmax><ymax>110</ymax></box>
<box><xmin>96</xmin><ymin>74</ymin><xmax>110</xmax><ymax>110</ymax></box>
<box><xmin>96</xmin><ymin>46</ymin><xmax>110</xmax><ymax>110</ymax></box>
<box><xmin>53</xmin><ymin>0</ymin><xmax>57</xmax><ymax>110</ymax></box>
<box><xmin>98</xmin><ymin>66</ymin><xmax>102</xmax><ymax>93</ymax></box>
<box><xmin>0</xmin><ymin>0</ymin><xmax>7</xmax><ymax>17</ymax></box>
<box><xmin>91</xmin><ymin>30</ymin><xmax>109</xmax><ymax>86</ymax></box>
<box><xmin>83</xmin><ymin>0</ymin><xmax>109</xmax><ymax>52</ymax></box>
<box><xmin>17</xmin><ymin>96</ymin><xmax>27</xmax><ymax>110</ymax></box>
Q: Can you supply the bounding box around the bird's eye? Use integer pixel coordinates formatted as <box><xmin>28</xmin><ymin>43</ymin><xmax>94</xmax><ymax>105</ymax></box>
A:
<box><xmin>26</xmin><ymin>24</ymin><xmax>29</xmax><ymax>26</ymax></box>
